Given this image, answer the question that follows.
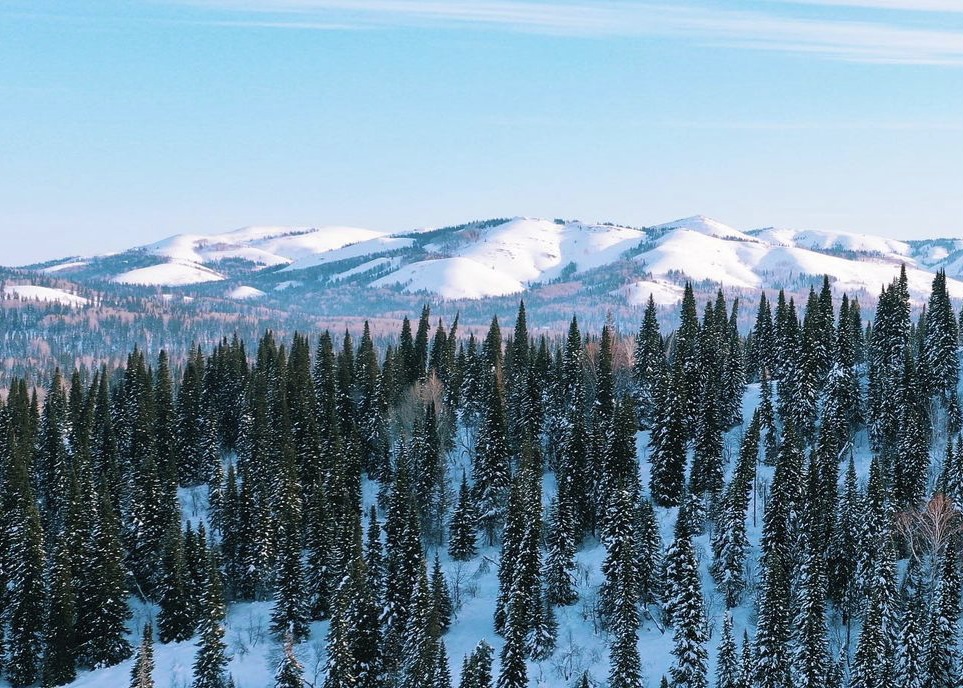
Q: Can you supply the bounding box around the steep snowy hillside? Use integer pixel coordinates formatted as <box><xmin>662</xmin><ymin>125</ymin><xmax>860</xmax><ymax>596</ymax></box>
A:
<box><xmin>37</xmin><ymin>225</ymin><xmax>387</xmax><ymax>286</ymax></box>
<box><xmin>371</xmin><ymin>218</ymin><xmax>646</xmax><ymax>299</ymax></box>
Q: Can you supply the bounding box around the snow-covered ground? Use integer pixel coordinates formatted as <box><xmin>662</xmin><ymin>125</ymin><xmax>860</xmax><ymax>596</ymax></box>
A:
<box><xmin>1</xmin><ymin>284</ymin><xmax>88</xmax><ymax>306</ymax></box>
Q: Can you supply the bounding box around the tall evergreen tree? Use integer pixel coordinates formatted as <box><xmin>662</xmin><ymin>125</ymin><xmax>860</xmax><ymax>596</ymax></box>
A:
<box><xmin>43</xmin><ymin>537</ymin><xmax>78</xmax><ymax>687</ymax></box>
<box><xmin>668</xmin><ymin>508</ymin><xmax>708</xmax><ymax>688</ymax></box>
<box><xmin>275</xmin><ymin>633</ymin><xmax>305</xmax><ymax>688</ymax></box>
<box><xmin>192</xmin><ymin>552</ymin><xmax>230</xmax><ymax>688</ymax></box>
<box><xmin>449</xmin><ymin>470</ymin><xmax>478</xmax><ymax>561</ymax></box>
<box><xmin>716</xmin><ymin>613</ymin><xmax>739</xmax><ymax>688</ymax></box>
<box><xmin>129</xmin><ymin>624</ymin><xmax>156</xmax><ymax>688</ymax></box>
<box><xmin>648</xmin><ymin>364</ymin><xmax>687</xmax><ymax>508</ymax></box>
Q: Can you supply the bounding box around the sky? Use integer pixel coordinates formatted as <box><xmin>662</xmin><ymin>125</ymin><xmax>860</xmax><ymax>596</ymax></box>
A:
<box><xmin>1</xmin><ymin>0</ymin><xmax>962</xmax><ymax>265</ymax></box>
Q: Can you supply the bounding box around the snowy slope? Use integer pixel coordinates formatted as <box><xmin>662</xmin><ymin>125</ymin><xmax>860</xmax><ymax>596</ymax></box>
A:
<box><xmin>14</xmin><ymin>214</ymin><xmax>963</xmax><ymax>303</ymax></box>
<box><xmin>1</xmin><ymin>284</ymin><xmax>88</xmax><ymax>306</ymax></box>
<box><xmin>371</xmin><ymin>256</ymin><xmax>526</xmax><ymax>299</ymax></box>
<box><xmin>631</xmin><ymin>218</ymin><xmax>963</xmax><ymax>303</ymax></box>
<box><xmin>650</xmin><ymin>214</ymin><xmax>761</xmax><ymax>243</ymax></box>
<box><xmin>227</xmin><ymin>285</ymin><xmax>266</xmax><ymax>300</ymax></box>
<box><xmin>142</xmin><ymin>225</ymin><xmax>386</xmax><ymax>268</ymax></box>
<box><xmin>112</xmin><ymin>262</ymin><xmax>225</xmax><ymax>286</ymax></box>
<box><xmin>751</xmin><ymin>226</ymin><xmax>911</xmax><ymax>260</ymax></box>
<box><xmin>371</xmin><ymin>218</ymin><xmax>646</xmax><ymax>298</ymax></box>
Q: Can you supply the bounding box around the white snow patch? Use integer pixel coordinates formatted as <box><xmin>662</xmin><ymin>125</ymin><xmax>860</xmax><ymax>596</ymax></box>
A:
<box><xmin>751</xmin><ymin>226</ymin><xmax>911</xmax><ymax>260</ymax></box>
<box><xmin>371</xmin><ymin>256</ymin><xmax>525</xmax><ymax>299</ymax></box>
<box><xmin>40</xmin><ymin>260</ymin><xmax>88</xmax><ymax>273</ymax></box>
<box><xmin>227</xmin><ymin>285</ymin><xmax>266</xmax><ymax>300</ymax></box>
<box><xmin>2</xmin><ymin>285</ymin><xmax>88</xmax><ymax>306</ymax></box>
<box><xmin>616</xmin><ymin>279</ymin><xmax>685</xmax><ymax>306</ymax></box>
<box><xmin>113</xmin><ymin>262</ymin><xmax>225</xmax><ymax>286</ymax></box>
<box><xmin>334</xmin><ymin>256</ymin><xmax>398</xmax><ymax>281</ymax></box>
<box><xmin>282</xmin><ymin>236</ymin><xmax>415</xmax><ymax>272</ymax></box>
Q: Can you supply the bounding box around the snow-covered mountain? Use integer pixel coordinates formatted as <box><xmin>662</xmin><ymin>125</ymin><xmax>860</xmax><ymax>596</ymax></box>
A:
<box><xmin>12</xmin><ymin>215</ymin><xmax>963</xmax><ymax>307</ymax></box>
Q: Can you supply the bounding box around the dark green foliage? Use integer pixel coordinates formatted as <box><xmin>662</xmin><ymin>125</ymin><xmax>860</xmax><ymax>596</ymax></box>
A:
<box><xmin>5</xmin><ymin>461</ymin><xmax>46</xmax><ymax>687</ymax></box>
<box><xmin>158</xmin><ymin>526</ymin><xmax>194</xmax><ymax>643</ymax></box>
<box><xmin>459</xmin><ymin>641</ymin><xmax>494</xmax><ymax>688</ymax></box>
<box><xmin>192</xmin><ymin>552</ymin><xmax>230</xmax><ymax>688</ymax></box>
<box><xmin>275</xmin><ymin>633</ymin><xmax>305</xmax><ymax>688</ymax></box>
<box><xmin>716</xmin><ymin>613</ymin><xmax>738</xmax><ymax>688</ymax></box>
<box><xmin>648</xmin><ymin>364</ymin><xmax>687</xmax><ymax>508</ymax></box>
<box><xmin>449</xmin><ymin>470</ymin><xmax>478</xmax><ymax>561</ymax></box>
<box><xmin>130</xmin><ymin>624</ymin><xmax>156</xmax><ymax>688</ymax></box>
<box><xmin>666</xmin><ymin>507</ymin><xmax>708</xmax><ymax>688</ymax></box>
<box><xmin>43</xmin><ymin>538</ymin><xmax>77</xmax><ymax>687</ymax></box>
<box><xmin>473</xmin><ymin>373</ymin><xmax>511</xmax><ymax>546</ymax></box>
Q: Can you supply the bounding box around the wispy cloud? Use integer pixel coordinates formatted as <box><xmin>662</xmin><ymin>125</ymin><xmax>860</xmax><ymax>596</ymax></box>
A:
<box><xmin>770</xmin><ymin>0</ymin><xmax>963</xmax><ymax>13</ymax></box>
<box><xmin>169</xmin><ymin>0</ymin><xmax>963</xmax><ymax>65</ymax></box>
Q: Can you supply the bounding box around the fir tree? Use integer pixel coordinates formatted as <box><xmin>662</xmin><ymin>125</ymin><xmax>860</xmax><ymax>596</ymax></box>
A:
<box><xmin>5</xmin><ymin>460</ymin><xmax>47</xmax><ymax>688</ymax></box>
<box><xmin>473</xmin><ymin>372</ymin><xmax>511</xmax><ymax>546</ymax></box>
<box><xmin>545</xmin><ymin>495</ymin><xmax>578</xmax><ymax>606</ymax></box>
<box><xmin>192</xmin><ymin>553</ymin><xmax>230</xmax><ymax>688</ymax></box>
<box><xmin>158</xmin><ymin>525</ymin><xmax>194</xmax><ymax>643</ymax></box>
<box><xmin>667</xmin><ymin>507</ymin><xmax>708</xmax><ymax>688</ymax></box>
<box><xmin>449</xmin><ymin>470</ymin><xmax>478</xmax><ymax>561</ymax></box>
<box><xmin>129</xmin><ymin>624</ymin><xmax>156</xmax><ymax>688</ymax></box>
<box><xmin>43</xmin><ymin>537</ymin><xmax>78</xmax><ymax>687</ymax></box>
<box><xmin>648</xmin><ymin>364</ymin><xmax>687</xmax><ymax>508</ymax></box>
<box><xmin>459</xmin><ymin>641</ymin><xmax>493</xmax><ymax>688</ymax></box>
<box><xmin>275</xmin><ymin>633</ymin><xmax>305</xmax><ymax>688</ymax></box>
<box><xmin>716</xmin><ymin>613</ymin><xmax>739</xmax><ymax>688</ymax></box>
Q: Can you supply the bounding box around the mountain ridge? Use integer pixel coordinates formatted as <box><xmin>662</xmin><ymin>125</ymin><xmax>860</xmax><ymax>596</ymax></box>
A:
<box><xmin>8</xmin><ymin>215</ymin><xmax>963</xmax><ymax>308</ymax></box>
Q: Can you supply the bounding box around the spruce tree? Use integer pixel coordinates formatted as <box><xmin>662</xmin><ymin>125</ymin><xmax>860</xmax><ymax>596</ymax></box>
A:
<box><xmin>711</xmin><ymin>411</ymin><xmax>758</xmax><ymax>608</ymax></box>
<box><xmin>896</xmin><ymin>557</ymin><xmax>926</xmax><ymax>688</ymax></box>
<box><xmin>459</xmin><ymin>641</ymin><xmax>493</xmax><ymax>688</ymax></box>
<box><xmin>473</xmin><ymin>372</ymin><xmax>511</xmax><ymax>546</ymax></box>
<box><xmin>851</xmin><ymin>541</ymin><xmax>898</xmax><ymax>688</ymax></box>
<box><xmin>192</xmin><ymin>552</ymin><xmax>230</xmax><ymax>688</ymax></box>
<box><xmin>270</xmin><ymin>454</ymin><xmax>310</xmax><ymax>642</ymax></box>
<box><xmin>43</xmin><ymin>537</ymin><xmax>78</xmax><ymax>687</ymax></box>
<box><xmin>648</xmin><ymin>364</ymin><xmax>687</xmax><ymax>508</ymax></box>
<box><xmin>80</xmin><ymin>492</ymin><xmax>132</xmax><ymax>668</ymax></box>
<box><xmin>323</xmin><ymin>589</ymin><xmax>357</xmax><ymax>688</ymax></box>
<box><xmin>275</xmin><ymin>633</ymin><xmax>305</xmax><ymax>688</ymax></box>
<box><xmin>716</xmin><ymin>613</ymin><xmax>739</xmax><ymax>688</ymax></box>
<box><xmin>130</xmin><ymin>624</ymin><xmax>156</xmax><ymax>688</ymax></box>
<box><xmin>158</xmin><ymin>525</ymin><xmax>194</xmax><ymax>643</ymax></box>
<box><xmin>544</xmin><ymin>495</ymin><xmax>578</xmax><ymax>606</ymax></box>
<box><xmin>431</xmin><ymin>554</ymin><xmax>454</xmax><ymax>635</ymax></box>
<box><xmin>449</xmin><ymin>470</ymin><xmax>478</xmax><ymax>561</ymax></box>
<box><xmin>495</xmin><ymin>602</ymin><xmax>528</xmax><ymax>688</ymax></box>
<box><xmin>924</xmin><ymin>539</ymin><xmax>961</xmax><ymax>688</ymax></box>
<box><xmin>790</xmin><ymin>540</ymin><xmax>829</xmax><ymax>688</ymax></box>
<box><xmin>667</xmin><ymin>506</ymin><xmax>708</xmax><ymax>688</ymax></box>
<box><xmin>634</xmin><ymin>294</ymin><xmax>665</xmax><ymax>427</ymax></box>
<box><xmin>5</xmin><ymin>458</ymin><xmax>47</xmax><ymax>688</ymax></box>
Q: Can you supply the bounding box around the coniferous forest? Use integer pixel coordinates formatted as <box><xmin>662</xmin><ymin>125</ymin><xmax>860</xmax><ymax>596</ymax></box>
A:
<box><xmin>3</xmin><ymin>266</ymin><xmax>963</xmax><ymax>688</ymax></box>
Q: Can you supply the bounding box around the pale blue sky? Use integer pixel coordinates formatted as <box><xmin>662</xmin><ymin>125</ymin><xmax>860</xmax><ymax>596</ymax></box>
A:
<box><xmin>1</xmin><ymin>0</ymin><xmax>962</xmax><ymax>264</ymax></box>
